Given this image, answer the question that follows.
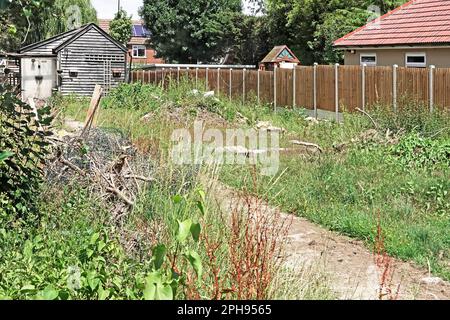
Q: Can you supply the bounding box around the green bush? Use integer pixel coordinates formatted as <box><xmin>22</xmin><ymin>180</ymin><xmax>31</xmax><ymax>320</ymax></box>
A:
<box><xmin>389</xmin><ymin>133</ymin><xmax>450</xmax><ymax>168</ymax></box>
<box><xmin>0</xmin><ymin>84</ymin><xmax>53</xmax><ymax>222</ymax></box>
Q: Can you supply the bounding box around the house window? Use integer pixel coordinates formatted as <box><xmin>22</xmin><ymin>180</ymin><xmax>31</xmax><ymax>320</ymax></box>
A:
<box><xmin>132</xmin><ymin>45</ymin><xmax>146</xmax><ymax>58</ymax></box>
<box><xmin>405</xmin><ymin>53</ymin><xmax>426</xmax><ymax>68</ymax></box>
<box><xmin>360</xmin><ymin>53</ymin><xmax>377</xmax><ymax>66</ymax></box>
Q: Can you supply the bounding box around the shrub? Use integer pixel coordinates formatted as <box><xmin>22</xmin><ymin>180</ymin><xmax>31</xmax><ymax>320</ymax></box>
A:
<box><xmin>0</xmin><ymin>84</ymin><xmax>53</xmax><ymax>222</ymax></box>
<box><xmin>102</xmin><ymin>82</ymin><xmax>162</xmax><ymax>110</ymax></box>
<box><xmin>370</xmin><ymin>99</ymin><xmax>450</xmax><ymax>135</ymax></box>
<box><xmin>389</xmin><ymin>133</ymin><xmax>450</xmax><ymax>168</ymax></box>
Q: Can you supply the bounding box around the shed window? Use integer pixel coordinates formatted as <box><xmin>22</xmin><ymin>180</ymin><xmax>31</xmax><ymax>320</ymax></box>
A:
<box><xmin>405</xmin><ymin>53</ymin><xmax>426</xmax><ymax>68</ymax></box>
<box><xmin>132</xmin><ymin>45</ymin><xmax>146</xmax><ymax>58</ymax></box>
<box><xmin>360</xmin><ymin>53</ymin><xmax>377</xmax><ymax>66</ymax></box>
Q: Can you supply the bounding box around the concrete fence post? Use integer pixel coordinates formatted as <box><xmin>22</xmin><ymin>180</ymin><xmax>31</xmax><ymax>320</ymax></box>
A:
<box><xmin>242</xmin><ymin>68</ymin><xmax>246</xmax><ymax>104</ymax></box>
<box><xmin>393</xmin><ymin>64</ymin><xmax>398</xmax><ymax>112</ymax></box>
<box><xmin>429</xmin><ymin>65</ymin><xmax>435</xmax><ymax>113</ymax></box>
<box><xmin>293</xmin><ymin>67</ymin><xmax>297</xmax><ymax>109</ymax></box>
<box><xmin>335</xmin><ymin>63</ymin><xmax>339</xmax><ymax>122</ymax></box>
<box><xmin>257</xmin><ymin>69</ymin><xmax>260</xmax><ymax>105</ymax></box>
<box><xmin>274</xmin><ymin>66</ymin><xmax>278</xmax><ymax>112</ymax></box>
<box><xmin>162</xmin><ymin>68</ymin><xmax>165</xmax><ymax>88</ymax></box>
<box><xmin>195</xmin><ymin>68</ymin><xmax>198</xmax><ymax>89</ymax></box>
<box><xmin>313</xmin><ymin>63</ymin><xmax>318</xmax><ymax>119</ymax></box>
<box><xmin>362</xmin><ymin>64</ymin><xmax>367</xmax><ymax>111</ymax></box>
<box><xmin>217</xmin><ymin>68</ymin><xmax>220</xmax><ymax>96</ymax></box>
<box><xmin>206</xmin><ymin>67</ymin><xmax>209</xmax><ymax>91</ymax></box>
<box><xmin>229</xmin><ymin>68</ymin><xmax>232</xmax><ymax>101</ymax></box>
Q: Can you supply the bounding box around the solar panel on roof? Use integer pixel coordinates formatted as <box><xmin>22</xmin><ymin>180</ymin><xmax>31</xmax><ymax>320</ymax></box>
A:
<box><xmin>133</xmin><ymin>25</ymin><xmax>144</xmax><ymax>37</ymax></box>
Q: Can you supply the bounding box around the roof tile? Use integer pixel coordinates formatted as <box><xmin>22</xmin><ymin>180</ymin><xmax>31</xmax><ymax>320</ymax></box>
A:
<box><xmin>334</xmin><ymin>0</ymin><xmax>450</xmax><ymax>47</ymax></box>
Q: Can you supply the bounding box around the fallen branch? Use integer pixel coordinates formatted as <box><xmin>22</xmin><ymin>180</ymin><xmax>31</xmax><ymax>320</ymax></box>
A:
<box><xmin>356</xmin><ymin>108</ymin><xmax>379</xmax><ymax>130</ymax></box>
<box><xmin>124</xmin><ymin>175</ymin><xmax>155</xmax><ymax>182</ymax></box>
<box><xmin>106</xmin><ymin>186</ymin><xmax>134</xmax><ymax>207</ymax></box>
<box><xmin>290</xmin><ymin>140</ymin><xmax>323</xmax><ymax>153</ymax></box>
<box><xmin>59</xmin><ymin>158</ymin><xmax>86</xmax><ymax>176</ymax></box>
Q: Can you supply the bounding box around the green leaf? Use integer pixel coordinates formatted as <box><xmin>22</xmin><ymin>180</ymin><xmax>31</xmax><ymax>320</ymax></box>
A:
<box><xmin>23</xmin><ymin>240</ymin><xmax>33</xmax><ymax>259</ymax></box>
<box><xmin>190</xmin><ymin>222</ymin><xmax>201</xmax><ymax>242</ymax></box>
<box><xmin>187</xmin><ymin>251</ymin><xmax>203</xmax><ymax>280</ymax></box>
<box><xmin>0</xmin><ymin>151</ymin><xmax>13</xmax><ymax>162</ymax></box>
<box><xmin>197</xmin><ymin>201</ymin><xmax>206</xmax><ymax>216</ymax></box>
<box><xmin>152</xmin><ymin>244</ymin><xmax>167</xmax><ymax>270</ymax></box>
<box><xmin>20</xmin><ymin>284</ymin><xmax>36</xmax><ymax>292</ymax></box>
<box><xmin>155</xmin><ymin>283</ymin><xmax>173</xmax><ymax>300</ymax></box>
<box><xmin>90</xmin><ymin>232</ymin><xmax>100</xmax><ymax>245</ymax></box>
<box><xmin>42</xmin><ymin>286</ymin><xmax>59</xmax><ymax>300</ymax></box>
<box><xmin>144</xmin><ymin>272</ymin><xmax>161</xmax><ymax>300</ymax></box>
<box><xmin>172</xmin><ymin>195</ymin><xmax>183</xmax><ymax>204</ymax></box>
<box><xmin>176</xmin><ymin>219</ymin><xmax>192</xmax><ymax>243</ymax></box>
<box><xmin>98</xmin><ymin>284</ymin><xmax>110</xmax><ymax>300</ymax></box>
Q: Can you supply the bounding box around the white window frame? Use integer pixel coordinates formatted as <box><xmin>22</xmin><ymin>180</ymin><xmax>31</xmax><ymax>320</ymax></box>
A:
<box><xmin>132</xmin><ymin>45</ymin><xmax>147</xmax><ymax>58</ymax></box>
<box><xmin>405</xmin><ymin>52</ymin><xmax>426</xmax><ymax>68</ymax></box>
<box><xmin>360</xmin><ymin>53</ymin><xmax>377</xmax><ymax>66</ymax></box>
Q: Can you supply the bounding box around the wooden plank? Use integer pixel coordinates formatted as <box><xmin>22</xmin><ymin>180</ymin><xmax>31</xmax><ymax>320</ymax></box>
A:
<box><xmin>83</xmin><ymin>84</ymin><xmax>103</xmax><ymax>134</ymax></box>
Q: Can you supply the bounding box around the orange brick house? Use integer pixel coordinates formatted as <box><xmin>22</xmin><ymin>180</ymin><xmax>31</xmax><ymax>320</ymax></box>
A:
<box><xmin>98</xmin><ymin>19</ymin><xmax>164</xmax><ymax>65</ymax></box>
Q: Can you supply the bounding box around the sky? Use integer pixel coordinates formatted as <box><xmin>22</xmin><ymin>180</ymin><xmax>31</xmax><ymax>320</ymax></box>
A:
<box><xmin>91</xmin><ymin>0</ymin><xmax>256</xmax><ymax>19</ymax></box>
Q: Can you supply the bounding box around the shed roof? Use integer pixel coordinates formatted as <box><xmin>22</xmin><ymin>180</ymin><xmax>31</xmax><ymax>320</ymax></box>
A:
<box><xmin>334</xmin><ymin>0</ymin><xmax>450</xmax><ymax>48</ymax></box>
<box><xmin>20</xmin><ymin>23</ymin><xmax>127</xmax><ymax>54</ymax></box>
<box><xmin>260</xmin><ymin>45</ymin><xmax>300</xmax><ymax>64</ymax></box>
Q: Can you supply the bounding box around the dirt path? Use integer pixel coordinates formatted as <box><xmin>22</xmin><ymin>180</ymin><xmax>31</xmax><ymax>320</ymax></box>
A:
<box><xmin>210</xmin><ymin>181</ymin><xmax>450</xmax><ymax>300</ymax></box>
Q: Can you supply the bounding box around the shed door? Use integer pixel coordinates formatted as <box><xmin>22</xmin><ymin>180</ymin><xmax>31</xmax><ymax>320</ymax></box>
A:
<box><xmin>21</xmin><ymin>57</ymin><xmax>57</xmax><ymax>100</ymax></box>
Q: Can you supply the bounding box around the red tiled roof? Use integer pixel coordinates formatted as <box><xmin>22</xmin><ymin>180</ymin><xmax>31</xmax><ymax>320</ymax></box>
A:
<box><xmin>334</xmin><ymin>0</ymin><xmax>450</xmax><ymax>47</ymax></box>
<box><xmin>98</xmin><ymin>19</ymin><xmax>111</xmax><ymax>33</ymax></box>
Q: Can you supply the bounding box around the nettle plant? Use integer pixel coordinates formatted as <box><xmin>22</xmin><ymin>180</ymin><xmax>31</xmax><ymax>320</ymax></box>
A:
<box><xmin>0</xmin><ymin>84</ymin><xmax>53</xmax><ymax>221</ymax></box>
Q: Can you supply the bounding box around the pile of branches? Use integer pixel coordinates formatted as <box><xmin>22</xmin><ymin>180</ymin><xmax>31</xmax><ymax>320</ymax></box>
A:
<box><xmin>46</xmin><ymin>128</ymin><xmax>154</xmax><ymax>219</ymax></box>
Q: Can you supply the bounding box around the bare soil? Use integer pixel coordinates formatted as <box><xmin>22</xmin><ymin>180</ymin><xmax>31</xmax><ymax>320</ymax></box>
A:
<box><xmin>211</xmin><ymin>181</ymin><xmax>450</xmax><ymax>300</ymax></box>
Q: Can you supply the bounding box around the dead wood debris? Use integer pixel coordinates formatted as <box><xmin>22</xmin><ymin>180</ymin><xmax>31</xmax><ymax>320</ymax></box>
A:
<box><xmin>46</xmin><ymin>128</ymin><xmax>155</xmax><ymax>219</ymax></box>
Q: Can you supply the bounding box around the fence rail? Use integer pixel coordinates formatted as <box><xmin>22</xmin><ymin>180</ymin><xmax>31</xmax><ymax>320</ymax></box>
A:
<box><xmin>131</xmin><ymin>64</ymin><xmax>450</xmax><ymax>119</ymax></box>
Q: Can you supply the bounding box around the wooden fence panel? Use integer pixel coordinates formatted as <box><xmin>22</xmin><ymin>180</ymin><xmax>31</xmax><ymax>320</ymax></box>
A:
<box><xmin>434</xmin><ymin>68</ymin><xmax>450</xmax><ymax>110</ymax></box>
<box><xmin>245</xmin><ymin>70</ymin><xmax>258</xmax><ymax>102</ymax></box>
<box><xmin>259</xmin><ymin>71</ymin><xmax>273</xmax><ymax>104</ymax></box>
<box><xmin>397</xmin><ymin>67</ymin><xmax>428</xmax><ymax>105</ymax></box>
<box><xmin>295</xmin><ymin>66</ymin><xmax>314</xmax><ymax>110</ymax></box>
<box><xmin>339</xmin><ymin>65</ymin><xmax>361</xmax><ymax>112</ymax></box>
<box><xmin>365</xmin><ymin>66</ymin><xmax>393</xmax><ymax>107</ymax></box>
<box><xmin>316</xmin><ymin>65</ymin><xmax>335</xmax><ymax>111</ymax></box>
<box><xmin>276</xmin><ymin>68</ymin><xmax>293</xmax><ymax>107</ymax></box>
<box><xmin>130</xmin><ymin>65</ymin><xmax>450</xmax><ymax>113</ymax></box>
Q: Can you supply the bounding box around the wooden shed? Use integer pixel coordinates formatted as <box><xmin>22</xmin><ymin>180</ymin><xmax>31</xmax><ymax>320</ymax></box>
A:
<box><xmin>259</xmin><ymin>45</ymin><xmax>300</xmax><ymax>71</ymax></box>
<box><xmin>19</xmin><ymin>23</ymin><xmax>127</xmax><ymax>100</ymax></box>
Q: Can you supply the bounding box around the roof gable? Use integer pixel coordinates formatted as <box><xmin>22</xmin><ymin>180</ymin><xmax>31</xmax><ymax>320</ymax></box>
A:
<box><xmin>261</xmin><ymin>45</ymin><xmax>300</xmax><ymax>63</ymax></box>
<box><xmin>20</xmin><ymin>26</ymin><xmax>85</xmax><ymax>53</ymax></box>
<box><xmin>334</xmin><ymin>0</ymin><xmax>450</xmax><ymax>47</ymax></box>
<box><xmin>54</xmin><ymin>24</ymin><xmax>127</xmax><ymax>53</ymax></box>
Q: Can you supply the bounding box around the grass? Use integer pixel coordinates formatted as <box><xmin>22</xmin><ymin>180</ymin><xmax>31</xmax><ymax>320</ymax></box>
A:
<box><xmin>58</xmin><ymin>81</ymin><xmax>450</xmax><ymax>282</ymax></box>
<box><xmin>16</xmin><ymin>79</ymin><xmax>446</xmax><ymax>300</ymax></box>
<box><xmin>1</xmin><ymin>81</ymin><xmax>336</xmax><ymax>299</ymax></box>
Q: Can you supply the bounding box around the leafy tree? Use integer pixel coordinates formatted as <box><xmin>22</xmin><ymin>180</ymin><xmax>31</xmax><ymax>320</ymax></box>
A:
<box><xmin>109</xmin><ymin>9</ymin><xmax>133</xmax><ymax>46</ymax></box>
<box><xmin>0</xmin><ymin>0</ymin><xmax>97</xmax><ymax>52</ymax></box>
<box><xmin>140</xmin><ymin>0</ymin><xmax>242</xmax><ymax>63</ymax></box>
<box><xmin>231</xmin><ymin>14</ymin><xmax>271</xmax><ymax>65</ymax></box>
<box><xmin>310</xmin><ymin>8</ymin><xmax>372</xmax><ymax>64</ymax></box>
<box><xmin>43</xmin><ymin>0</ymin><xmax>97</xmax><ymax>36</ymax></box>
<box><xmin>265</xmin><ymin>0</ymin><xmax>409</xmax><ymax>65</ymax></box>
